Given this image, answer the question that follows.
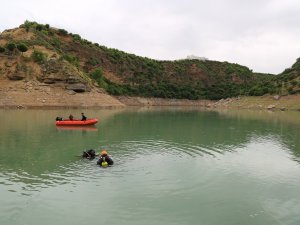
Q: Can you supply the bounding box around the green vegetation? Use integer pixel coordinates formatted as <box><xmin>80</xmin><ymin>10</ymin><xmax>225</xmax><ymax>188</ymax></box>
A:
<box><xmin>87</xmin><ymin>57</ymin><xmax>99</xmax><ymax>66</ymax></box>
<box><xmin>6</xmin><ymin>42</ymin><xmax>16</xmax><ymax>51</ymax></box>
<box><xmin>51</xmin><ymin>36</ymin><xmax>61</xmax><ymax>49</ymax></box>
<box><xmin>0</xmin><ymin>46</ymin><xmax>5</xmax><ymax>53</ymax></box>
<box><xmin>4</xmin><ymin>21</ymin><xmax>300</xmax><ymax>100</ymax></box>
<box><xmin>31</xmin><ymin>50</ymin><xmax>47</xmax><ymax>64</ymax></box>
<box><xmin>21</xmin><ymin>20</ymin><xmax>50</xmax><ymax>33</ymax></box>
<box><xmin>61</xmin><ymin>54</ymin><xmax>79</xmax><ymax>67</ymax></box>
<box><xmin>72</xmin><ymin>34</ymin><xmax>81</xmax><ymax>41</ymax></box>
<box><xmin>90</xmin><ymin>68</ymin><xmax>107</xmax><ymax>88</ymax></box>
<box><xmin>58</xmin><ymin>29</ymin><xmax>68</xmax><ymax>36</ymax></box>
<box><xmin>16</xmin><ymin>43</ymin><xmax>28</xmax><ymax>54</ymax></box>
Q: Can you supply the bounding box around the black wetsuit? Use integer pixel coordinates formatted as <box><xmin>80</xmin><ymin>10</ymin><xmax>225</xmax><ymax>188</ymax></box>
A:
<box><xmin>81</xmin><ymin>114</ymin><xmax>87</xmax><ymax>121</ymax></box>
<box><xmin>82</xmin><ymin>149</ymin><xmax>96</xmax><ymax>159</ymax></box>
<box><xmin>97</xmin><ymin>155</ymin><xmax>114</xmax><ymax>166</ymax></box>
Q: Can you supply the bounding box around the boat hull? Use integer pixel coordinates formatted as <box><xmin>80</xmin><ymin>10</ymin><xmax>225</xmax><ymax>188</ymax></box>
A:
<box><xmin>56</xmin><ymin>119</ymin><xmax>98</xmax><ymax>126</ymax></box>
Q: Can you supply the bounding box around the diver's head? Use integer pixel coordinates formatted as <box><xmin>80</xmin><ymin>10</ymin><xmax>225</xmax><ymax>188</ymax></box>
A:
<box><xmin>100</xmin><ymin>150</ymin><xmax>108</xmax><ymax>156</ymax></box>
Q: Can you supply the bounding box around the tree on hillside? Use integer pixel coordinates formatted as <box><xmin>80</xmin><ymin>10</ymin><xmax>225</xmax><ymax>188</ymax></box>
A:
<box><xmin>17</xmin><ymin>43</ymin><xmax>28</xmax><ymax>54</ymax></box>
<box><xmin>36</xmin><ymin>24</ymin><xmax>44</xmax><ymax>31</ymax></box>
<box><xmin>58</xmin><ymin>29</ymin><xmax>68</xmax><ymax>36</ymax></box>
<box><xmin>6</xmin><ymin>43</ymin><xmax>16</xmax><ymax>51</ymax></box>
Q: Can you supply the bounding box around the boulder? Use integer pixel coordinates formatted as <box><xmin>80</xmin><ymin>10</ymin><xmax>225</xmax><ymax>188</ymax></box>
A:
<box><xmin>7</xmin><ymin>73</ymin><xmax>26</xmax><ymax>80</ymax></box>
<box><xmin>67</xmin><ymin>90</ymin><xmax>76</xmax><ymax>95</ymax></box>
<box><xmin>273</xmin><ymin>95</ymin><xmax>281</xmax><ymax>100</ymax></box>
<box><xmin>66</xmin><ymin>76</ymin><xmax>81</xmax><ymax>84</ymax></box>
<box><xmin>267</xmin><ymin>105</ymin><xmax>276</xmax><ymax>110</ymax></box>
<box><xmin>42</xmin><ymin>74</ymin><xmax>66</xmax><ymax>84</ymax></box>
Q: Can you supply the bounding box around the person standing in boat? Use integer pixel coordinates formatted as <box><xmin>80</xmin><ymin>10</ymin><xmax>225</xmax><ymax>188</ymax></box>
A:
<box><xmin>97</xmin><ymin>150</ymin><xmax>114</xmax><ymax>167</ymax></box>
<box><xmin>81</xmin><ymin>112</ymin><xmax>87</xmax><ymax>121</ymax></box>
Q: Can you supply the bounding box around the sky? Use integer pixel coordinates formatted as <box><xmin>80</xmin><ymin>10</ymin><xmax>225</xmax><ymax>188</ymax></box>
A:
<box><xmin>1</xmin><ymin>0</ymin><xmax>300</xmax><ymax>74</ymax></box>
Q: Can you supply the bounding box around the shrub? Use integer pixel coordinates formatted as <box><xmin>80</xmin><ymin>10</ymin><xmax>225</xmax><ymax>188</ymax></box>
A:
<box><xmin>58</xmin><ymin>29</ymin><xmax>68</xmax><ymax>36</ymax></box>
<box><xmin>291</xmin><ymin>80</ymin><xmax>298</xmax><ymax>86</ymax></box>
<box><xmin>41</xmin><ymin>30</ymin><xmax>48</xmax><ymax>36</ymax></box>
<box><xmin>90</xmin><ymin>68</ymin><xmax>103</xmax><ymax>80</ymax></box>
<box><xmin>87</xmin><ymin>58</ymin><xmax>99</xmax><ymax>66</ymax></box>
<box><xmin>17</xmin><ymin>43</ymin><xmax>28</xmax><ymax>53</ymax></box>
<box><xmin>287</xmin><ymin>87</ymin><xmax>294</xmax><ymax>94</ymax></box>
<box><xmin>31</xmin><ymin>50</ymin><xmax>47</xmax><ymax>64</ymax></box>
<box><xmin>6</xmin><ymin>42</ymin><xmax>16</xmax><ymax>51</ymax></box>
<box><xmin>72</xmin><ymin>34</ymin><xmax>81</xmax><ymax>41</ymax></box>
<box><xmin>52</xmin><ymin>37</ymin><xmax>61</xmax><ymax>49</ymax></box>
<box><xmin>36</xmin><ymin>24</ymin><xmax>44</xmax><ymax>31</ymax></box>
<box><xmin>62</xmin><ymin>54</ymin><xmax>79</xmax><ymax>67</ymax></box>
<box><xmin>22</xmin><ymin>20</ymin><xmax>34</xmax><ymax>31</ymax></box>
<box><xmin>0</xmin><ymin>46</ymin><xmax>5</xmax><ymax>53</ymax></box>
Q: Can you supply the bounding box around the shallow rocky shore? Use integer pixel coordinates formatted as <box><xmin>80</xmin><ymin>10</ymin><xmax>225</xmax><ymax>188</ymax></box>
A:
<box><xmin>1</xmin><ymin>79</ymin><xmax>300</xmax><ymax>110</ymax></box>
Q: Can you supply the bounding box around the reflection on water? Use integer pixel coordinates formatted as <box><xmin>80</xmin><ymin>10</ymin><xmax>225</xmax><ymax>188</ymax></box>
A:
<box><xmin>56</xmin><ymin>125</ymin><xmax>98</xmax><ymax>132</ymax></box>
<box><xmin>1</xmin><ymin>108</ymin><xmax>300</xmax><ymax>225</ymax></box>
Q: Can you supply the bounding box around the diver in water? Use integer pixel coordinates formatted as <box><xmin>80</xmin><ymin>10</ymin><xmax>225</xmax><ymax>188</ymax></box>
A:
<box><xmin>82</xmin><ymin>149</ymin><xmax>96</xmax><ymax>159</ymax></box>
<box><xmin>97</xmin><ymin>150</ymin><xmax>114</xmax><ymax>167</ymax></box>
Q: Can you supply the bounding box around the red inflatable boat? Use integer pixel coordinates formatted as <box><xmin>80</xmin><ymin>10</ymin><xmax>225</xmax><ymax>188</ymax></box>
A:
<box><xmin>56</xmin><ymin>119</ymin><xmax>98</xmax><ymax>126</ymax></box>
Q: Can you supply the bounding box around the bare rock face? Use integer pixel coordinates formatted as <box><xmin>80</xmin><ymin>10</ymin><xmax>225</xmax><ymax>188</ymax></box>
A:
<box><xmin>38</xmin><ymin>59</ymin><xmax>91</xmax><ymax>92</ymax></box>
<box><xmin>7</xmin><ymin>63</ymin><xmax>28</xmax><ymax>80</ymax></box>
<box><xmin>66</xmin><ymin>83</ymin><xmax>87</xmax><ymax>92</ymax></box>
<box><xmin>7</xmin><ymin>72</ymin><xmax>26</xmax><ymax>80</ymax></box>
<box><xmin>43</xmin><ymin>74</ymin><xmax>64</xmax><ymax>84</ymax></box>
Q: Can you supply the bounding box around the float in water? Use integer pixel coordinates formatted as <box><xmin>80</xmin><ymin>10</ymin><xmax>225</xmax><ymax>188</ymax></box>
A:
<box><xmin>56</xmin><ymin>119</ymin><xmax>98</xmax><ymax>126</ymax></box>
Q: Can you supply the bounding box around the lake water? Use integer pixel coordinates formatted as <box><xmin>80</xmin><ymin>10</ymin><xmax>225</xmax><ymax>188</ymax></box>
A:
<box><xmin>1</xmin><ymin>108</ymin><xmax>300</xmax><ymax>225</ymax></box>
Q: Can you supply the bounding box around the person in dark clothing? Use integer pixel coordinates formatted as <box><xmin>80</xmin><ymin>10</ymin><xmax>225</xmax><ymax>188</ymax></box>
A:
<box><xmin>81</xmin><ymin>112</ymin><xmax>87</xmax><ymax>121</ymax></box>
<box><xmin>82</xmin><ymin>149</ymin><xmax>96</xmax><ymax>159</ymax></box>
<box><xmin>97</xmin><ymin>150</ymin><xmax>114</xmax><ymax>167</ymax></box>
<box><xmin>69</xmin><ymin>114</ymin><xmax>74</xmax><ymax>120</ymax></box>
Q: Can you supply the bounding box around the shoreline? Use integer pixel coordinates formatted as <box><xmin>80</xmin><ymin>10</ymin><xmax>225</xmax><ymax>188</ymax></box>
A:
<box><xmin>1</xmin><ymin>80</ymin><xmax>300</xmax><ymax>111</ymax></box>
<box><xmin>1</xmin><ymin>95</ymin><xmax>300</xmax><ymax>111</ymax></box>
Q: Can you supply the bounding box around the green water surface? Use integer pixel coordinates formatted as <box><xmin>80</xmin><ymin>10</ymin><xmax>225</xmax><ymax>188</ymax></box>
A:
<box><xmin>0</xmin><ymin>108</ymin><xmax>300</xmax><ymax>225</ymax></box>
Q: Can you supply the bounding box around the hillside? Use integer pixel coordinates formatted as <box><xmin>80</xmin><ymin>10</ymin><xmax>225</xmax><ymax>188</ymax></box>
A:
<box><xmin>0</xmin><ymin>21</ymin><xmax>299</xmax><ymax>108</ymax></box>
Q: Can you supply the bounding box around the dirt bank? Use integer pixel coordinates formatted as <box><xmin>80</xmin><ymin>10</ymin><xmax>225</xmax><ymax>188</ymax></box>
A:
<box><xmin>116</xmin><ymin>96</ymin><xmax>213</xmax><ymax>107</ymax></box>
<box><xmin>209</xmin><ymin>94</ymin><xmax>300</xmax><ymax>111</ymax></box>
<box><xmin>0</xmin><ymin>79</ymin><xmax>125</xmax><ymax>109</ymax></box>
<box><xmin>1</xmin><ymin>79</ymin><xmax>300</xmax><ymax>110</ymax></box>
<box><xmin>0</xmin><ymin>78</ymin><xmax>214</xmax><ymax>109</ymax></box>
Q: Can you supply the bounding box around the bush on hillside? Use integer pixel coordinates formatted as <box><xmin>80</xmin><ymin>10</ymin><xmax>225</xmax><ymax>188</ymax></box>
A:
<box><xmin>72</xmin><ymin>34</ymin><xmax>81</xmax><ymax>41</ymax></box>
<box><xmin>17</xmin><ymin>43</ymin><xmax>28</xmax><ymax>54</ymax></box>
<box><xmin>31</xmin><ymin>50</ymin><xmax>47</xmax><ymax>64</ymax></box>
<box><xmin>58</xmin><ymin>29</ymin><xmax>68</xmax><ymax>36</ymax></box>
<box><xmin>6</xmin><ymin>42</ymin><xmax>16</xmax><ymax>51</ymax></box>
<box><xmin>0</xmin><ymin>46</ymin><xmax>5</xmax><ymax>53</ymax></box>
<box><xmin>52</xmin><ymin>37</ymin><xmax>61</xmax><ymax>49</ymax></box>
<box><xmin>62</xmin><ymin>54</ymin><xmax>79</xmax><ymax>67</ymax></box>
<box><xmin>90</xmin><ymin>68</ymin><xmax>103</xmax><ymax>80</ymax></box>
<box><xmin>87</xmin><ymin>58</ymin><xmax>99</xmax><ymax>66</ymax></box>
<box><xmin>36</xmin><ymin>24</ymin><xmax>44</xmax><ymax>31</ymax></box>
